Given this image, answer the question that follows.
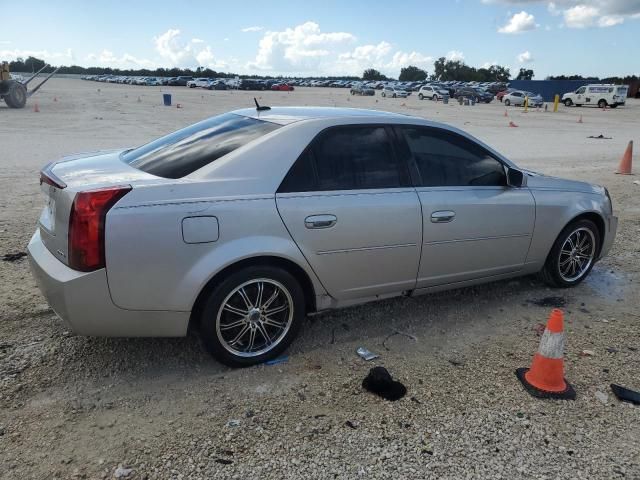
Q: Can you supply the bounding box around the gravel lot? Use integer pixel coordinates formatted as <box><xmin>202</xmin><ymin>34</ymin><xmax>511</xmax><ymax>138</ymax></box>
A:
<box><xmin>1</xmin><ymin>79</ymin><xmax>639</xmax><ymax>479</ymax></box>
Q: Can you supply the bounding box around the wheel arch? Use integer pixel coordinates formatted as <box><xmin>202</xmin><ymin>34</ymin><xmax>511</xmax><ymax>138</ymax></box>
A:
<box><xmin>546</xmin><ymin>211</ymin><xmax>606</xmax><ymax>263</ymax></box>
<box><xmin>190</xmin><ymin>255</ymin><xmax>318</xmax><ymax>330</ymax></box>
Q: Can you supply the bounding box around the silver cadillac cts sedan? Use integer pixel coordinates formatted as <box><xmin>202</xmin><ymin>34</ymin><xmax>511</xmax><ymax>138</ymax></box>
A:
<box><xmin>28</xmin><ymin>106</ymin><xmax>617</xmax><ymax>366</ymax></box>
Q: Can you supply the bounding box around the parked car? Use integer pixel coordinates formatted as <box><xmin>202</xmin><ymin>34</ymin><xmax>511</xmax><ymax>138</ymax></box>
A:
<box><xmin>239</xmin><ymin>79</ymin><xmax>266</xmax><ymax>90</ymax></box>
<box><xmin>418</xmin><ymin>85</ymin><xmax>449</xmax><ymax>101</ymax></box>
<box><xmin>168</xmin><ymin>76</ymin><xmax>193</xmax><ymax>86</ymax></box>
<box><xmin>496</xmin><ymin>88</ymin><xmax>516</xmax><ymax>102</ymax></box>
<box><xmin>350</xmin><ymin>84</ymin><xmax>375</xmax><ymax>96</ymax></box>
<box><xmin>381</xmin><ymin>86</ymin><xmax>408</xmax><ymax>98</ymax></box>
<box><xmin>503</xmin><ymin>91</ymin><xmax>543</xmax><ymax>107</ymax></box>
<box><xmin>271</xmin><ymin>83</ymin><xmax>294</xmax><ymax>91</ymax></box>
<box><xmin>562</xmin><ymin>84</ymin><xmax>628</xmax><ymax>108</ymax></box>
<box><xmin>29</xmin><ymin>107</ymin><xmax>617</xmax><ymax>367</ymax></box>
<box><xmin>206</xmin><ymin>81</ymin><xmax>228</xmax><ymax>90</ymax></box>
<box><xmin>187</xmin><ymin>78</ymin><xmax>211</xmax><ymax>88</ymax></box>
<box><xmin>455</xmin><ymin>87</ymin><xmax>493</xmax><ymax>103</ymax></box>
<box><xmin>144</xmin><ymin>77</ymin><xmax>162</xmax><ymax>86</ymax></box>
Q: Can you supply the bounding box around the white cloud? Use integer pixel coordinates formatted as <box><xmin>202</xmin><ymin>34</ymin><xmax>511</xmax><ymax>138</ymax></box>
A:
<box><xmin>481</xmin><ymin>61</ymin><xmax>499</xmax><ymax>68</ymax></box>
<box><xmin>86</xmin><ymin>50</ymin><xmax>155</xmax><ymax>69</ymax></box>
<box><xmin>153</xmin><ymin>28</ymin><xmax>226</xmax><ymax>69</ymax></box>
<box><xmin>563</xmin><ymin>5</ymin><xmax>599</xmax><ymax>27</ymax></box>
<box><xmin>248</xmin><ymin>21</ymin><xmax>355</xmax><ymax>72</ymax></box>
<box><xmin>241</xmin><ymin>26</ymin><xmax>263</xmax><ymax>32</ymax></box>
<box><xmin>597</xmin><ymin>14</ymin><xmax>625</xmax><ymax>26</ymax></box>
<box><xmin>498</xmin><ymin>10</ymin><xmax>538</xmax><ymax>33</ymax></box>
<box><xmin>446</xmin><ymin>50</ymin><xmax>465</xmax><ymax>61</ymax></box>
<box><xmin>517</xmin><ymin>50</ymin><xmax>534</xmax><ymax>63</ymax></box>
<box><xmin>0</xmin><ymin>48</ymin><xmax>74</xmax><ymax>65</ymax></box>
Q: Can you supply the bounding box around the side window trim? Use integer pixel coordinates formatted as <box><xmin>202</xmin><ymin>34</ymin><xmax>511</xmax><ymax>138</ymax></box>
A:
<box><xmin>392</xmin><ymin>125</ymin><xmax>507</xmax><ymax>188</ymax></box>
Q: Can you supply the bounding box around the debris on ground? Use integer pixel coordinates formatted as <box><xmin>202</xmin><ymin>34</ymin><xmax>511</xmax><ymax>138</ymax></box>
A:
<box><xmin>587</xmin><ymin>134</ymin><xmax>612</xmax><ymax>139</ymax></box>
<box><xmin>344</xmin><ymin>420</ymin><xmax>359</xmax><ymax>429</ymax></box>
<box><xmin>264</xmin><ymin>355</ymin><xmax>288</xmax><ymax>366</ymax></box>
<box><xmin>356</xmin><ymin>347</ymin><xmax>379</xmax><ymax>361</ymax></box>
<box><xmin>362</xmin><ymin>366</ymin><xmax>407</xmax><ymax>401</ymax></box>
<box><xmin>113</xmin><ymin>466</ymin><xmax>133</xmax><ymax>478</ymax></box>
<box><xmin>226</xmin><ymin>419</ymin><xmax>241</xmax><ymax>427</ymax></box>
<box><xmin>2</xmin><ymin>252</ymin><xmax>27</xmax><ymax>262</ymax></box>
<box><xmin>527</xmin><ymin>296</ymin><xmax>567</xmax><ymax>307</ymax></box>
<box><xmin>382</xmin><ymin>329</ymin><xmax>418</xmax><ymax>351</ymax></box>
<box><xmin>581</xmin><ymin>350</ymin><xmax>596</xmax><ymax>357</ymax></box>
<box><xmin>610</xmin><ymin>384</ymin><xmax>640</xmax><ymax>405</ymax></box>
<box><xmin>595</xmin><ymin>391</ymin><xmax>609</xmax><ymax>404</ymax></box>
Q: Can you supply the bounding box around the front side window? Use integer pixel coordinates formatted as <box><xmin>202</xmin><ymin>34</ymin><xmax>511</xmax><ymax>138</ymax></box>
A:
<box><xmin>278</xmin><ymin>126</ymin><xmax>407</xmax><ymax>192</ymax></box>
<box><xmin>576</xmin><ymin>87</ymin><xmax>586</xmax><ymax>94</ymax></box>
<box><xmin>400</xmin><ymin>127</ymin><xmax>506</xmax><ymax>187</ymax></box>
<box><xmin>122</xmin><ymin>113</ymin><xmax>280</xmax><ymax>179</ymax></box>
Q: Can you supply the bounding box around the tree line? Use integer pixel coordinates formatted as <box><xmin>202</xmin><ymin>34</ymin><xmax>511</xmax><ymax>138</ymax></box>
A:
<box><xmin>6</xmin><ymin>55</ymin><xmax>637</xmax><ymax>85</ymax></box>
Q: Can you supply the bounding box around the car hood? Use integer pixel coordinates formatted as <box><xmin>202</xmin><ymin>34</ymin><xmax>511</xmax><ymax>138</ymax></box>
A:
<box><xmin>523</xmin><ymin>169</ymin><xmax>604</xmax><ymax>195</ymax></box>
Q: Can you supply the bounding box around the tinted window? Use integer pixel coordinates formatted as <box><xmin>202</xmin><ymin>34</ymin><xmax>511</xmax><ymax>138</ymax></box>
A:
<box><xmin>122</xmin><ymin>113</ymin><xmax>280</xmax><ymax>179</ymax></box>
<box><xmin>400</xmin><ymin>127</ymin><xmax>506</xmax><ymax>187</ymax></box>
<box><xmin>279</xmin><ymin>126</ymin><xmax>406</xmax><ymax>192</ymax></box>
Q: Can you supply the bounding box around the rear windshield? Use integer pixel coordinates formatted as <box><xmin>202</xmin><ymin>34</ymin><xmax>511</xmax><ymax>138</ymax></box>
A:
<box><xmin>122</xmin><ymin>113</ymin><xmax>280</xmax><ymax>178</ymax></box>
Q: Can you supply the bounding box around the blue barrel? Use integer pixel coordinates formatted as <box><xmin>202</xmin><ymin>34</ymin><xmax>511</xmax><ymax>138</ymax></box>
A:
<box><xmin>163</xmin><ymin>93</ymin><xmax>171</xmax><ymax>106</ymax></box>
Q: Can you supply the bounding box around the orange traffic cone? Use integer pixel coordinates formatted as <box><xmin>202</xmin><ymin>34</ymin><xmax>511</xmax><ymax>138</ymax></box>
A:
<box><xmin>508</xmin><ymin>121</ymin><xmax>518</xmax><ymax>128</ymax></box>
<box><xmin>577</xmin><ymin>115</ymin><xmax>583</xmax><ymax>123</ymax></box>
<box><xmin>616</xmin><ymin>140</ymin><xmax>633</xmax><ymax>175</ymax></box>
<box><xmin>33</xmin><ymin>102</ymin><xmax>40</xmax><ymax>113</ymax></box>
<box><xmin>516</xmin><ymin>309</ymin><xmax>576</xmax><ymax>399</ymax></box>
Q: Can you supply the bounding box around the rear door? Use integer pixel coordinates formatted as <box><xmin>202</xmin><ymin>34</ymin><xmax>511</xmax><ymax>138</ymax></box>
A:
<box><xmin>395</xmin><ymin>126</ymin><xmax>535</xmax><ymax>288</ymax></box>
<box><xmin>276</xmin><ymin>125</ymin><xmax>422</xmax><ymax>301</ymax></box>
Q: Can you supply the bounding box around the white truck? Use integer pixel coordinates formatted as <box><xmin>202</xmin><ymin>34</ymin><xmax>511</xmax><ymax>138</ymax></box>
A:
<box><xmin>562</xmin><ymin>84</ymin><xmax>628</xmax><ymax>108</ymax></box>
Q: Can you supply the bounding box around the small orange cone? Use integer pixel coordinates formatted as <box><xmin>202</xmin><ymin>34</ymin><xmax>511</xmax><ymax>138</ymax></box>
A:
<box><xmin>516</xmin><ymin>309</ymin><xmax>576</xmax><ymax>400</ymax></box>
<box><xmin>616</xmin><ymin>140</ymin><xmax>633</xmax><ymax>175</ymax></box>
<box><xmin>33</xmin><ymin>102</ymin><xmax>40</xmax><ymax>113</ymax></box>
<box><xmin>508</xmin><ymin>121</ymin><xmax>518</xmax><ymax>128</ymax></box>
<box><xmin>577</xmin><ymin>115</ymin><xmax>583</xmax><ymax>123</ymax></box>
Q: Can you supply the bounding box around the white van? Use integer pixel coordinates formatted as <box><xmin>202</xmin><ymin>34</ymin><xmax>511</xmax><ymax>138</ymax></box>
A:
<box><xmin>562</xmin><ymin>84</ymin><xmax>628</xmax><ymax>108</ymax></box>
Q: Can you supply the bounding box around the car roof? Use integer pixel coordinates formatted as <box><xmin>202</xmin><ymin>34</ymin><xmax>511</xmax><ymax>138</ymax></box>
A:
<box><xmin>232</xmin><ymin>106</ymin><xmax>411</xmax><ymax>125</ymax></box>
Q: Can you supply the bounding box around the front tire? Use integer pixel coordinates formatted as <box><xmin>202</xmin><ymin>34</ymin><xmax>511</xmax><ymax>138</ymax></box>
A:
<box><xmin>432</xmin><ymin>94</ymin><xmax>438</xmax><ymax>101</ymax></box>
<box><xmin>418</xmin><ymin>93</ymin><xmax>424</xmax><ymax>100</ymax></box>
<box><xmin>504</xmin><ymin>99</ymin><xmax>510</xmax><ymax>106</ymax></box>
<box><xmin>199</xmin><ymin>266</ymin><xmax>305</xmax><ymax>367</ymax></box>
<box><xmin>539</xmin><ymin>219</ymin><xmax>600</xmax><ymax>288</ymax></box>
<box><xmin>598</xmin><ymin>99</ymin><xmax>607</xmax><ymax>109</ymax></box>
<box><xmin>564</xmin><ymin>98</ymin><xmax>573</xmax><ymax>107</ymax></box>
<box><xmin>4</xmin><ymin>82</ymin><xmax>27</xmax><ymax>108</ymax></box>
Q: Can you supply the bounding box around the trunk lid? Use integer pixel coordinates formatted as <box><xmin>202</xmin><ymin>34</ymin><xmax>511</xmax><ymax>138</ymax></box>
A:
<box><xmin>38</xmin><ymin>149</ymin><xmax>160</xmax><ymax>266</ymax></box>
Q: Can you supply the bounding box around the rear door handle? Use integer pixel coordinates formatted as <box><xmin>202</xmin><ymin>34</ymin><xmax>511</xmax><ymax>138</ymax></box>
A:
<box><xmin>431</xmin><ymin>210</ymin><xmax>455</xmax><ymax>223</ymax></box>
<box><xmin>305</xmin><ymin>214</ymin><xmax>337</xmax><ymax>229</ymax></box>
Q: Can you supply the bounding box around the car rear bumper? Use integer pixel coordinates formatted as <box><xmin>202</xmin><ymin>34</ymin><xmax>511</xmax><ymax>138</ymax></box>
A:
<box><xmin>599</xmin><ymin>214</ymin><xmax>618</xmax><ymax>260</ymax></box>
<box><xmin>27</xmin><ymin>230</ymin><xmax>189</xmax><ymax>337</ymax></box>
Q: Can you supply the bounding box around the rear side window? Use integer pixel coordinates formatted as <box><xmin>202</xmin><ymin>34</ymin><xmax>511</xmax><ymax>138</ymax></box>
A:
<box><xmin>400</xmin><ymin>127</ymin><xmax>506</xmax><ymax>187</ymax></box>
<box><xmin>279</xmin><ymin>126</ymin><xmax>407</xmax><ymax>192</ymax></box>
<box><xmin>122</xmin><ymin>113</ymin><xmax>280</xmax><ymax>178</ymax></box>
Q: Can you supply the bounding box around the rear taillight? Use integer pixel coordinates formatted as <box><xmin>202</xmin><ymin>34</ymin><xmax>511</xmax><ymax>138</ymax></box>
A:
<box><xmin>68</xmin><ymin>186</ymin><xmax>131</xmax><ymax>271</ymax></box>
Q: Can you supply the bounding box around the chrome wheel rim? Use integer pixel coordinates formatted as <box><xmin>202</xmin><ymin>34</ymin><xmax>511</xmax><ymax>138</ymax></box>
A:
<box><xmin>216</xmin><ymin>278</ymin><xmax>293</xmax><ymax>357</ymax></box>
<box><xmin>558</xmin><ymin>227</ymin><xmax>595</xmax><ymax>282</ymax></box>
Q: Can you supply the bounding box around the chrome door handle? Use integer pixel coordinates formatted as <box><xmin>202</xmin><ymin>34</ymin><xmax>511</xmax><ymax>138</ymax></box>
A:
<box><xmin>305</xmin><ymin>214</ymin><xmax>337</xmax><ymax>229</ymax></box>
<box><xmin>431</xmin><ymin>210</ymin><xmax>455</xmax><ymax>223</ymax></box>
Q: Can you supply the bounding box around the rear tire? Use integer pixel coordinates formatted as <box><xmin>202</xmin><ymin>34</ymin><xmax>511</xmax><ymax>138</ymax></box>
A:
<box><xmin>4</xmin><ymin>82</ymin><xmax>27</xmax><ymax>108</ymax></box>
<box><xmin>199</xmin><ymin>266</ymin><xmax>305</xmax><ymax>367</ymax></box>
<box><xmin>539</xmin><ymin>219</ymin><xmax>600</xmax><ymax>288</ymax></box>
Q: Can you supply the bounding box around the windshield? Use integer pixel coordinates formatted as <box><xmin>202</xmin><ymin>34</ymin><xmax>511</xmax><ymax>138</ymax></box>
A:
<box><xmin>122</xmin><ymin>113</ymin><xmax>281</xmax><ymax>179</ymax></box>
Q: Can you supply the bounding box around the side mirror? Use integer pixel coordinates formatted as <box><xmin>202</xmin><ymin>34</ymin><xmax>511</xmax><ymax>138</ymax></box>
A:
<box><xmin>507</xmin><ymin>167</ymin><xmax>525</xmax><ymax>188</ymax></box>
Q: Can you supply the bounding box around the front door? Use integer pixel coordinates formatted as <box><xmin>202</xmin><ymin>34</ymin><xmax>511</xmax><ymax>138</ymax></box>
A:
<box><xmin>276</xmin><ymin>125</ymin><xmax>422</xmax><ymax>301</ymax></box>
<box><xmin>394</xmin><ymin>126</ymin><xmax>536</xmax><ymax>288</ymax></box>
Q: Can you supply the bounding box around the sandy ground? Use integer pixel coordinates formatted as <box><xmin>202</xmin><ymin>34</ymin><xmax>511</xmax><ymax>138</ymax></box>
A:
<box><xmin>1</xmin><ymin>79</ymin><xmax>639</xmax><ymax>479</ymax></box>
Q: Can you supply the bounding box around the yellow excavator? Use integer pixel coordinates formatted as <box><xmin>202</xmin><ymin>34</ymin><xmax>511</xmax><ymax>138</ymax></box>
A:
<box><xmin>1</xmin><ymin>61</ymin><xmax>59</xmax><ymax>108</ymax></box>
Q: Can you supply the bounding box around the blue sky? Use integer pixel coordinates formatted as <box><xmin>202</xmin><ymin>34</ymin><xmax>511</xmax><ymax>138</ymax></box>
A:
<box><xmin>1</xmin><ymin>0</ymin><xmax>638</xmax><ymax>78</ymax></box>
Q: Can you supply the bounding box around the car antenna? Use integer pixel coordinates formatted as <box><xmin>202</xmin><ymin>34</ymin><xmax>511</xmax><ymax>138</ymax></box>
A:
<box><xmin>254</xmin><ymin>97</ymin><xmax>271</xmax><ymax>111</ymax></box>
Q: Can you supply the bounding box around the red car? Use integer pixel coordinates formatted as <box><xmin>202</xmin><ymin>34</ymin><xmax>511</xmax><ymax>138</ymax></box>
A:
<box><xmin>271</xmin><ymin>83</ymin><xmax>294</xmax><ymax>91</ymax></box>
<box><xmin>496</xmin><ymin>88</ymin><xmax>514</xmax><ymax>102</ymax></box>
